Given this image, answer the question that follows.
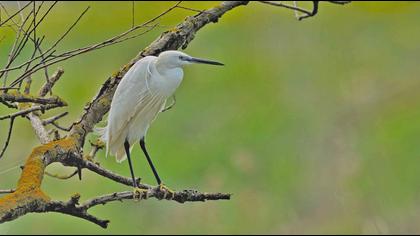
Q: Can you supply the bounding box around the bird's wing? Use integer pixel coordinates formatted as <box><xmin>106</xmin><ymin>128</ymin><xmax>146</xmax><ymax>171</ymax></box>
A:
<box><xmin>106</xmin><ymin>56</ymin><xmax>159</xmax><ymax>155</ymax></box>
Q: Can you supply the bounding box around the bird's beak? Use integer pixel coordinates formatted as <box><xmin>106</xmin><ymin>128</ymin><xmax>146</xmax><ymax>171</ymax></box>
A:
<box><xmin>188</xmin><ymin>57</ymin><xmax>224</xmax><ymax>66</ymax></box>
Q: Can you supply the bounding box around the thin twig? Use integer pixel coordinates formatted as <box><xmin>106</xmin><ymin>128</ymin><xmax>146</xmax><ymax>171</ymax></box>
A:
<box><xmin>5</xmin><ymin>1</ymin><xmax>179</xmax><ymax>88</ymax></box>
<box><xmin>131</xmin><ymin>1</ymin><xmax>135</xmax><ymax>28</ymax></box>
<box><xmin>0</xmin><ymin>118</ymin><xmax>15</xmax><ymax>159</ymax></box>
<box><xmin>50</xmin><ymin>122</ymin><xmax>71</xmax><ymax>132</ymax></box>
<box><xmin>77</xmin><ymin>159</ymin><xmax>142</xmax><ymax>187</ymax></box>
<box><xmin>0</xmin><ymin>1</ymin><xmax>50</xmax><ymax>85</ymax></box>
<box><xmin>0</xmin><ymin>1</ymin><xmax>32</xmax><ymax>27</ymax></box>
<box><xmin>0</xmin><ymin>104</ymin><xmax>63</xmax><ymax>121</ymax></box>
<box><xmin>0</xmin><ymin>100</ymin><xmax>17</xmax><ymax>109</ymax></box>
<box><xmin>259</xmin><ymin>1</ymin><xmax>313</xmax><ymax>16</ymax></box>
<box><xmin>259</xmin><ymin>1</ymin><xmax>350</xmax><ymax>20</ymax></box>
<box><xmin>0</xmin><ymin>2</ymin><xmax>56</xmax><ymax>75</ymax></box>
<box><xmin>0</xmin><ymin>189</ymin><xmax>15</xmax><ymax>194</ymax></box>
<box><xmin>176</xmin><ymin>5</ymin><xmax>204</xmax><ymax>13</ymax></box>
<box><xmin>38</xmin><ymin>68</ymin><xmax>64</xmax><ymax>97</ymax></box>
<box><xmin>42</xmin><ymin>112</ymin><xmax>68</xmax><ymax>125</ymax></box>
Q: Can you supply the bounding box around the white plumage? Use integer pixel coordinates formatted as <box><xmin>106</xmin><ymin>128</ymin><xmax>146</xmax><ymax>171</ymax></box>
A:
<box><xmin>98</xmin><ymin>50</ymin><xmax>223</xmax><ymax>163</ymax></box>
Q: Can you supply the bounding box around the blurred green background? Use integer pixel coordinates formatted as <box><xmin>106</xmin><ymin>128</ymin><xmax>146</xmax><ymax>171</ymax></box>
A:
<box><xmin>1</xmin><ymin>1</ymin><xmax>420</xmax><ymax>234</ymax></box>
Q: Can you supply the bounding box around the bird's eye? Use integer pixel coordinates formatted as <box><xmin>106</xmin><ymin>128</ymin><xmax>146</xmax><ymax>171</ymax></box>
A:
<box><xmin>179</xmin><ymin>56</ymin><xmax>184</xmax><ymax>60</ymax></box>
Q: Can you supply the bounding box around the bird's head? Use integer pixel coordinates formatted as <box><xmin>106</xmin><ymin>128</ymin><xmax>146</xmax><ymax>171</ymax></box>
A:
<box><xmin>157</xmin><ymin>50</ymin><xmax>224</xmax><ymax>69</ymax></box>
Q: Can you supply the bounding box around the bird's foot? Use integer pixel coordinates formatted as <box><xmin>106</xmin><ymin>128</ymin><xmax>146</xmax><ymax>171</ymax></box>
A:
<box><xmin>132</xmin><ymin>187</ymin><xmax>149</xmax><ymax>201</ymax></box>
<box><xmin>158</xmin><ymin>183</ymin><xmax>175</xmax><ymax>200</ymax></box>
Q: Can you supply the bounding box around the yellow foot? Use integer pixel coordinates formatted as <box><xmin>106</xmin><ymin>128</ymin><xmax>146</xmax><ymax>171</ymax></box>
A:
<box><xmin>133</xmin><ymin>187</ymin><xmax>149</xmax><ymax>201</ymax></box>
<box><xmin>158</xmin><ymin>183</ymin><xmax>175</xmax><ymax>200</ymax></box>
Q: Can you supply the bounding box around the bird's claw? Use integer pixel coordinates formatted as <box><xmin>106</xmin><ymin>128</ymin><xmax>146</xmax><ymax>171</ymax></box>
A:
<box><xmin>133</xmin><ymin>187</ymin><xmax>149</xmax><ymax>201</ymax></box>
<box><xmin>158</xmin><ymin>183</ymin><xmax>175</xmax><ymax>200</ymax></box>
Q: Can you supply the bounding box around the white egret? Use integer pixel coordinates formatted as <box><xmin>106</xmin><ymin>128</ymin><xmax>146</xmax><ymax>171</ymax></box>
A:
<box><xmin>98</xmin><ymin>50</ymin><xmax>223</xmax><ymax>195</ymax></box>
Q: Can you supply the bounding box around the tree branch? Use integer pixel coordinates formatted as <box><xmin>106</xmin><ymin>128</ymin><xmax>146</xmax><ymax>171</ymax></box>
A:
<box><xmin>38</xmin><ymin>68</ymin><xmax>64</xmax><ymax>97</ymax></box>
<box><xmin>0</xmin><ymin>92</ymin><xmax>67</xmax><ymax>106</ymax></box>
<box><xmin>0</xmin><ymin>189</ymin><xmax>15</xmax><ymax>194</ymax></box>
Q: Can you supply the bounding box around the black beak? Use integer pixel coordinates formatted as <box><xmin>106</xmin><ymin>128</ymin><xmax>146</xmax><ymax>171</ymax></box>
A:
<box><xmin>188</xmin><ymin>57</ymin><xmax>224</xmax><ymax>66</ymax></box>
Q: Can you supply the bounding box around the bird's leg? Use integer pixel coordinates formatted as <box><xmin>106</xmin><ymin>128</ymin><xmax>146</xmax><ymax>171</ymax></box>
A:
<box><xmin>162</xmin><ymin>95</ymin><xmax>176</xmax><ymax>112</ymax></box>
<box><xmin>124</xmin><ymin>140</ymin><xmax>147</xmax><ymax>201</ymax></box>
<box><xmin>139</xmin><ymin>138</ymin><xmax>162</xmax><ymax>185</ymax></box>
<box><xmin>139</xmin><ymin>138</ymin><xmax>175</xmax><ymax>200</ymax></box>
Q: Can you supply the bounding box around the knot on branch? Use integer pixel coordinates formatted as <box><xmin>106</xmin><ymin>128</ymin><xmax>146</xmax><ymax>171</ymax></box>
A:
<box><xmin>67</xmin><ymin>193</ymin><xmax>81</xmax><ymax>207</ymax></box>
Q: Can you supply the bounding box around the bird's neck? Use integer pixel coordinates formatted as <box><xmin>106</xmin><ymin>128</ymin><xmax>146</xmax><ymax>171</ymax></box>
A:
<box><xmin>153</xmin><ymin>60</ymin><xmax>184</xmax><ymax>97</ymax></box>
<box><xmin>155</xmin><ymin>59</ymin><xmax>181</xmax><ymax>76</ymax></box>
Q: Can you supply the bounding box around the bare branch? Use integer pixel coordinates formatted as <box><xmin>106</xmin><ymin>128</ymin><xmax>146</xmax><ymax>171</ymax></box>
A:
<box><xmin>0</xmin><ymin>118</ymin><xmax>14</xmax><ymax>159</ymax></box>
<box><xmin>84</xmin><ymin>189</ymin><xmax>231</xmax><ymax>208</ymax></box>
<box><xmin>259</xmin><ymin>1</ymin><xmax>314</xmax><ymax>18</ymax></box>
<box><xmin>5</xmin><ymin>1</ymin><xmax>177</xmax><ymax>88</ymax></box>
<box><xmin>49</xmin><ymin>121</ymin><xmax>71</xmax><ymax>132</ymax></box>
<box><xmin>0</xmin><ymin>1</ymin><xmax>57</xmax><ymax>80</ymax></box>
<box><xmin>131</xmin><ymin>1</ymin><xmax>135</xmax><ymax>28</ymax></box>
<box><xmin>0</xmin><ymin>87</ymin><xmax>19</xmax><ymax>91</ymax></box>
<box><xmin>42</xmin><ymin>111</ymin><xmax>68</xmax><ymax>125</ymax></box>
<box><xmin>0</xmin><ymin>189</ymin><xmax>15</xmax><ymax>194</ymax></box>
<box><xmin>0</xmin><ymin>100</ymin><xmax>17</xmax><ymax>109</ymax></box>
<box><xmin>45</xmin><ymin>188</ymin><xmax>230</xmax><ymax>229</ymax></box>
<box><xmin>38</xmin><ymin>68</ymin><xmax>64</xmax><ymax>97</ymax></box>
<box><xmin>76</xmin><ymin>158</ymin><xmax>142</xmax><ymax>187</ymax></box>
<box><xmin>176</xmin><ymin>5</ymin><xmax>204</xmax><ymax>13</ymax></box>
<box><xmin>0</xmin><ymin>1</ymin><xmax>32</xmax><ymax>27</ymax></box>
<box><xmin>0</xmin><ymin>103</ymin><xmax>64</xmax><ymax>121</ymax></box>
<box><xmin>259</xmin><ymin>1</ymin><xmax>350</xmax><ymax>20</ymax></box>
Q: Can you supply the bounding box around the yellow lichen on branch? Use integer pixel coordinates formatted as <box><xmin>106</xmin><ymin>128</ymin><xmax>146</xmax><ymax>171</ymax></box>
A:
<box><xmin>0</xmin><ymin>147</ymin><xmax>49</xmax><ymax>216</ymax></box>
<box><xmin>0</xmin><ymin>138</ymin><xmax>77</xmax><ymax>218</ymax></box>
